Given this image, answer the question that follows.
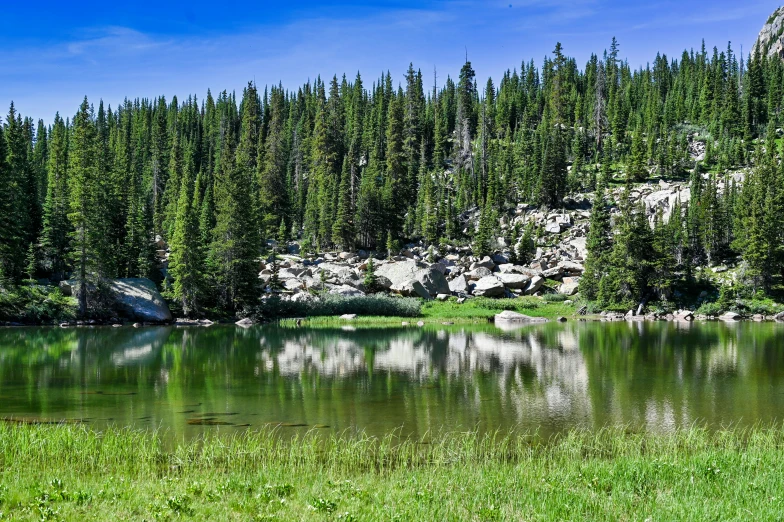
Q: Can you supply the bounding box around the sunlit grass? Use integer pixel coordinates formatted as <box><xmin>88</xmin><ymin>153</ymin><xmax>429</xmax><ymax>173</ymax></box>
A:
<box><xmin>1</xmin><ymin>424</ymin><xmax>782</xmax><ymax>520</ymax></box>
<box><xmin>280</xmin><ymin>296</ymin><xmax>575</xmax><ymax>327</ymax></box>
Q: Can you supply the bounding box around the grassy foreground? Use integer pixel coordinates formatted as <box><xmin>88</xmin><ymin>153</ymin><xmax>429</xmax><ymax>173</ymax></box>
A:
<box><xmin>0</xmin><ymin>425</ymin><xmax>783</xmax><ymax>520</ymax></box>
<box><xmin>279</xmin><ymin>296</ymin><xmax>575</xmax><ymax>327</ymax></box>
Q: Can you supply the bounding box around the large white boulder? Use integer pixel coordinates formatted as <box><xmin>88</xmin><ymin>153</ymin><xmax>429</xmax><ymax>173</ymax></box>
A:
<box><xmin>494</xmin><ymin>310</ymin><xmax>548</xmax><ymax>323</ymax></box>
<box><xmin>495</xmin><ymin>273</ymin><xmax>531</xmax><ymax>289</ymax></box>
<box><xmin>110</xmin><ymin>278</ymin><xmax>172</xmax><ymax>323</ymax></box>
<box><xmin>473</xmin><ymin>276</ymin><xmax>505</xmax><ymax>297</ymax></box>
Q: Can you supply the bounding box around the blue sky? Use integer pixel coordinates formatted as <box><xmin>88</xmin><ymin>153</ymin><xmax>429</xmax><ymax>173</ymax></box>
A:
<box><xmin>0</xmin><ymin>0</ymin><xmax>776</xmax><ymax>122</ymax></box>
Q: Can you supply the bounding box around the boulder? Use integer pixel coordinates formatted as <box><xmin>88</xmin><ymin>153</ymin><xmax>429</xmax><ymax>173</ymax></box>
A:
<box><xmin>568</xmin><ymin>237</ymin><xmax>588</xmax><ymax>260</ymax></box>
<box><xmin>414</xmin><ymin>268</ymin><xmax>451</xmax><ymax>296</ymax></box>
<box><xmin>545</xmin><ymin>222</ymin><xmax>564</xmax><ymax>234</ymax></box>
<box><xmin>235</xmin><ymin>318</ymin><xmax>254</xmax><ymax>327</ymax></box>
<box><xmin>558</xmin><ymin>281</ymin><xmax>580</xmax><ymax>296</ymax></box>
<box><xmin>473</xmin><ymin>276</ymin><xmax>505</xmax><ymax>297</ymax></box>
<box><xmin>59</xmin><ymin>280</ymin><xmax>74</xmax><ymax>296</ymax></box>
<box><xmin>558</xmin><ymin>261</ymin><xmax>585</xmax><ymax>274</ymax></box>
<box><xmin>374</xmin><ymin>275</ymin><xmax>393</xmax><ymax>290</ymax></box>
<box><xmin>494</xmin><ymin>310</ymin><xmax>548</xmax><ymax>323</ymax></box>
<box><xmin>329</xmin><ymin>285</ymin><xmax>366</xmax><ymax>297</ymax></box>
<box><xmin>525</xmin><ymin>276</ymin><xmax>544</xmax><ymax>295</ymax></box>
<box><xmin>290</xmin><ymin>292</ymin><xmax>316</xmax><ymax>303</ymax></box>
<box><xmin>393</xmin><ymin>279</ymin><xmax>431</xmax><ymax>300</ymax></box>
<box><xmin>495</xmin><ymin>273</ymin><xmax>530</xmax><ymax>289</ymax></box>
<box><xmin>339</xmin><ymin>314</ymin><xmax>357</xmax><ymax>320</ymax></box>
<box><xmin>720</xmin><ymin>311</ymin><xmax>742</xmax><ymax>322</ymax></box>
<box><xmin>448</xmin><ymin>275</ymin><xmax>469</xmax><ymax>294</ymax></box>
<box><xmin>674</xmin><ymin>310</ymin><xmax>694</xmax><ymax>321</ymax></box>
<box><xmin>471</xmin><ymin>256</ymin><xmax>496</xmax><ymax>270</ymax></box>
<box><xmin>375</xmin><ymin>260</ymin><xmax>423</xmax><ymax>287</ymax></box>
<box><xmin>109</xmin><ymin>278</ymin><xmax>172</xmax><ymax>323</ymax></box>
<box><xmin>466</xmin><ymin>267</ymin><xmax>493</xmax><ymax>280</ymax></box>
<box><xmin>774</xmin><ymin>311</ymin><xmax>784</xmax><ymax>322</ymax></box>
<box><xmin>283</xmin><ymin>279</ymin><xmax>304</xmax><ymax>291</ymax></box>
<box><xmin>541</xmin><ymin>266</ymin><xmax>564</xmax><ymax>280</ymax></box>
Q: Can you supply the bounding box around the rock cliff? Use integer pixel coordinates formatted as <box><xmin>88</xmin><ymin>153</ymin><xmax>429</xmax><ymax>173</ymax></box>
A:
<box><xmin>754</xmin><ymin>6</ymin><xmax>784</xmax><ymax>60</ymax></box>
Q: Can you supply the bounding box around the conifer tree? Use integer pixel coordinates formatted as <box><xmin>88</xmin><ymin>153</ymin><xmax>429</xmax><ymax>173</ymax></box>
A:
<box><xmin>168</xmin><ymin>148</ymin><xmax>204</xmax><ymax>317</ymax></box>
<box><xmin>332</xmin><ymin>157</ymin><xmax>354</xmax><ymax>250</ymax></box>
<box><xmin>41</xmin><ymin>113</ymin><xmax>70</xmax><ymax>278</ymax></box>
<box><xmin>67</xmin><ymin>98</ymin><xmax>99</xmax><ymax>317</ymax></box>
<box><xmin>580</xmin><ymin>177</ymin><xmax>612</xmax><ymax>300</ymax></box>
<box><xmin>209</xmin><ymin>120</ymin><xmax>260</xmax><ymax>313</ymax></box>
<box><xmin>1</xmin><ymin>104</ymin><xmax>30</xmax><ymax>281</ymax></box>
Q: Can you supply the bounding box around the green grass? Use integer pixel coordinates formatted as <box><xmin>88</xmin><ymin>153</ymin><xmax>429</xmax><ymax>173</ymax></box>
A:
<box><xmin>280</xmin><ymin>296</ymin><xmax>575</xmax><ymax>327</ymax></box>
<box><xmin>1</xmin><ymin>424</ymin><xmax>783</xmax><ymax>520</ymax></box>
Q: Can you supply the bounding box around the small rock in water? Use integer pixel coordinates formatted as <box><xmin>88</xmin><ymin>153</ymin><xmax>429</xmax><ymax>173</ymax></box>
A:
<box><xmin>235</xmin><ymin>318</ymin><xmax>254</xmax><ymax>327</ymax></box>
<box><xmin>417</xmin><ymin>321</ymin><xmax>425</xmax><ymax>327</ymax></box>
<box><xmin>132</xmin><ymin>323</ymin><xmax>142</xmax><ymax>328</ymax></box>
<box><xmin>720</xmin><ymin>311</ymin><xmax>742</xmax><ymax>322</ymax></box>
<box><xmin>494</xmin><ymin>310</ymin><xmax>548</xmax><ymax>323</ymax></box>
<box><xmin>339</xmin><ymin>314</ymin><xmax>357</xmax><ymax>320</ymax></box>
<box><xmin>557</xmin><ymin>316</ymin><xmax>568</xmax><ymax>322</ymax></box>
<box><xmin>401</xmin><ymin>321</ymin><xmax>409</xmax><ymax>326</ymax></box>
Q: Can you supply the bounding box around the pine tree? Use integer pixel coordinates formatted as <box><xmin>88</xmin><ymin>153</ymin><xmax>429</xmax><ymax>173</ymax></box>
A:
<box><xmin>628</xmin><ymin>128</ymin><xmax>647</xmax><ymax>181</ymax></box>
<box><xmin>25</xmin><ymin>242</ymin><xmax>37</xmax><ymax>283</ymax></box>
<box><xmin>168</xmin><ymin>148</ymin><xmax>204</xmax><ymax>317</ymax></box>
<box><xmin>363</xmin><ymin>256</ymin><xmax>378</xmax><ymax>293</ymax></box>
<box><xmin>209</xmin><ymin>119</ymin><xmax>260</xmax><ymax>313</ymax></box>
<box><xmin>67</xmin><ymin>98</ymin><xmax>99</xmax><ymax>317</ymax></box>
<box><xmin>580</xmin><ymin>177</ymin><xmax>612</xmax><ymax>300</ymax></box>
<box><xmin>41</xmin><ymin>113</ymin><xmax>71</xmax><ymax>279</ymax></box>
<box><xmin>332</xmin><ymin>157</ymin><xmax>354</xmax><ymax>250</ymax></box>
<box><xmin>1</xmin><ymin>104</ymin><xmax>30</xmax><ymax>281</ymax></box>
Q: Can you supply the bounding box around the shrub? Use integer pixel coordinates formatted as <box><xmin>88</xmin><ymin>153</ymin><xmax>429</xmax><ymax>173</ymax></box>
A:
<box><xmin>255</xmin><ymin>294</ymin><xmax>422</xmax><ymax>319</ymax></box>
<box><xmin>0</xmin><ymin>285</ymin><xmax>77</xmax><ymax>323</ymax></box>
<box><xmin>695</xmin><ymin>301</ymin><xmax>723</xmax><ymax>316</ymax></box>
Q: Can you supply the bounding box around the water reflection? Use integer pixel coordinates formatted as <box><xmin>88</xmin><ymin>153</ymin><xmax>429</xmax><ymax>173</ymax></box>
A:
<box><xmin>0</xmin><ymin>321</ymin><xmax>783</xmax><ymax>440</ymax></box>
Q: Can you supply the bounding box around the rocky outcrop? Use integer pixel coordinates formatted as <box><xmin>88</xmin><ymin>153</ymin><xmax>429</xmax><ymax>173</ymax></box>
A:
<box><xmin>754</xmin><ymin>7</ymin><xmax>784</xmax><ymax>60</ymax></box>
<box><xmin>110</xmin><ymin>278</ymin><xmax>172</xmax><ymax>323</ymax></box>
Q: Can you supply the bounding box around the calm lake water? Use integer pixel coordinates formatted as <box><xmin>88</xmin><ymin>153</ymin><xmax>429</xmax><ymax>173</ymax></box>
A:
<box><xmin>1</xmin><ymin>321</ymin><xmax>783</xmax><ymax>440</ymax></box>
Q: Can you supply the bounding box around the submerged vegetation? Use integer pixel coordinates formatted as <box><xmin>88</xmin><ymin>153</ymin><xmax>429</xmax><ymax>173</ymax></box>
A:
<box><xmin>0</xmin><ymin>424</ymin><xmax>783</xmax><ymax>520</ymax></box>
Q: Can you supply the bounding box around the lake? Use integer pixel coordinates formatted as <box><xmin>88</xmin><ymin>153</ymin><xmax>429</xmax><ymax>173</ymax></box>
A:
<box><xmin>1</xmin><ymin>321</ymin><xmax>783</xmax><ymax>440</ymax></box>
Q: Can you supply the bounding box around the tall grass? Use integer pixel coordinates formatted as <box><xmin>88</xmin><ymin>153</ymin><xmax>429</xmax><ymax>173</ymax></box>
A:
<box><xmin>2</xmin><ymin>424</ymin><xmax>783</xmax><ymax>520</ymax></box>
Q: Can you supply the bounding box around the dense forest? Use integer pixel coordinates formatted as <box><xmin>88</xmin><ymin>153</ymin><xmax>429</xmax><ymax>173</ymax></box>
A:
<box><xmin>1</xmin><ymin>38</ymin><xmax>783</xmax><ymax>317</ymax></box>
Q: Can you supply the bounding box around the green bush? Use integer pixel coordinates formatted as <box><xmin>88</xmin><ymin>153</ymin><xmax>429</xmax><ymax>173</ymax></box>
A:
<box><xmin>0</xmin><ymin>285</ymin><xmax>77</xmax><ymax>323</ymax></box>
<box><xmin>695</xmin><ymin>301</ymin><xmax>723</xmax><ymax>316</ymax></box>
<box><xmin>255</xmin><ymin>294</ymin><xmax>422</xmax><ymax>319</ymax></box>
<box><xmin>542</xmin><ymin>293</ymin><xmax>568</xmax><ymax>302</ymax></box>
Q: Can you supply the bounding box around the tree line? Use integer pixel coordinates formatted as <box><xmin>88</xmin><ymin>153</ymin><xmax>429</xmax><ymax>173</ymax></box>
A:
<box><xmin>1</xmin><ymin>38</ymin><xmax>782</xmax><ymax>316</ymax></box>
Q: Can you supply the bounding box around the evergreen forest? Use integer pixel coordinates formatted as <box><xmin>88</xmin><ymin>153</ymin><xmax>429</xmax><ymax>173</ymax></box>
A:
<box><xmin>2</xmin><ymin>38</ymin><xmax>783</xmax><ymax>317</ymax></box>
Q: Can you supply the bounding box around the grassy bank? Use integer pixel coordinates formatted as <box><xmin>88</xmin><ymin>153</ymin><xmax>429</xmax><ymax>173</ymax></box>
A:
<box><xmin>279</xmin><ymin>295</ymin><xmax>576</xmax><ymax>326</ymax></box>
<box><xmin>0</xmin><ymin>424</ymin><xmax>782</xmax><ymax>520</ymax></box>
